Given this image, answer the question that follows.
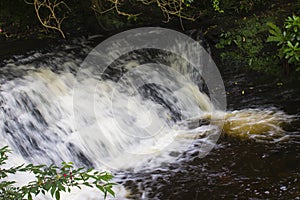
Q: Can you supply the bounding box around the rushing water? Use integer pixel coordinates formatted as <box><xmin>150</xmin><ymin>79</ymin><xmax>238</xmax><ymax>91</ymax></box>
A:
<box><xmin>0</xmin><ymin>36</ymin><xmax>299</xmax><ymax>199</ymax></box>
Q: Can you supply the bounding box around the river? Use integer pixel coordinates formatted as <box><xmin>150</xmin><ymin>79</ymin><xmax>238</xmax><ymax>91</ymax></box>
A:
<box><xmin>0</xmin><ymin>33</ymin><xmax>299</xmax><ymax>199</ymax></box>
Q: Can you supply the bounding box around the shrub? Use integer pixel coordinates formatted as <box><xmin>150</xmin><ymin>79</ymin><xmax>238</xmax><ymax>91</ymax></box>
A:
<box><xmin>215</xmin><ymin>16</ymin><xmax>280</xmax><ymax>74</ymax></box>
<box><xmin>267</xmin><ymin>15</ymin><xmax>300</xmax><ymax>71</ymax></box>
<box><xmin>0</xmin><ymin>146</ymin><xmax>115</xmax><ymax>200</ymax></box>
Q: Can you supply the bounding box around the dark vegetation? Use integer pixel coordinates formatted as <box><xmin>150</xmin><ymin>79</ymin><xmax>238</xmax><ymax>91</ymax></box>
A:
<box><xmin>0</xmin><ymin>0</ymin><xmax>299</xmax><ymax>77</ymax></box>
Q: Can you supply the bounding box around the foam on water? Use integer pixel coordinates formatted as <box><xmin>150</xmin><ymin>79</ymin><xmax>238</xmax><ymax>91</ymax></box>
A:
<box><xmin>0</xmin><ymin>37</ymin><xmax>294</xmax><ymax>199</ymax></box>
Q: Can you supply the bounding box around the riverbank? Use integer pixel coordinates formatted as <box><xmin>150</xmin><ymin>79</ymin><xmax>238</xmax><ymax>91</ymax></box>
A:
<box><xmin>0</xmin><ymin>0</ymin><xmax>299</xmax><ymax>80</ymax></box>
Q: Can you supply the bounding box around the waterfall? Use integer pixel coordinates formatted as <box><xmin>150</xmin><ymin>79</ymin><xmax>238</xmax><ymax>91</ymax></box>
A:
<box><xmin>0</xmin><ymin>36</ymin><xmax>221</xmax><ymax>199</ymax></box>
<box><xmin>0</xmin><ymin>34</ymin><xmax>293</xmax><ymax>199</ymax></box>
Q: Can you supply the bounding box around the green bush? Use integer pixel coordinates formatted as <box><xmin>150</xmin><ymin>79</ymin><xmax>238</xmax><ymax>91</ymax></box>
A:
<box><xmin>0</xmin><ymin>146</ymin><xmax>115</xmax><ymax>200</ymax></box>
<box><xmin>267</xmin><ymin>15</ymin><xmax>300</xmax><ymax>71</ymax></box>
<box><xmin>218</xmin><ymin>0</ymin><xmax>268</xmax><ymax>14</ymax></box>
<box><xmin>215</xmin><ymin>16</ymin><xmax>280</xmax><ymax>74</ymax></box>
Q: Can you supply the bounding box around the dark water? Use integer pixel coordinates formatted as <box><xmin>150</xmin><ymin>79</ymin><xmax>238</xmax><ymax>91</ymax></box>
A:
<box><xmin>120</xmin><ymin>70</ymin><xmax>300</xmax><ymax>199</ymax></box>
<box><xmin>0</xmin><ymin>37</ymin><xmax>299</xmax><ymax>200</ymax></box>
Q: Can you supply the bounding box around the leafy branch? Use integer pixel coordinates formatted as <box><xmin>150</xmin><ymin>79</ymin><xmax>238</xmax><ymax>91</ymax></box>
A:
<box><xmin>267</xmin><ymin>15</ymin><xmax>300</xmax><ymax>71</ymax></box>
<box><xmin>0</xmin><ymin>146</ymin><xmax>115</xmax><ymax>200</ymax></box>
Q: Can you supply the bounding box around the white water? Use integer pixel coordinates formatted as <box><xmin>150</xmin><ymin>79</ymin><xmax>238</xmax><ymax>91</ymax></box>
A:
<box><xmin>0</xmin><ymin>38</ymin><xmax>221</xmax><ymax>199</ymax></box>
<box><xmin>0</xmin><ymin>37</ymin><xmax>293</xmax><ymax>199</ymax></box>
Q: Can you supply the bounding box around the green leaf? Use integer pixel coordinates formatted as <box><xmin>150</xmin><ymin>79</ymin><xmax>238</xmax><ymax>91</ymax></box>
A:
<box><xmin>287</xmin><ymin>41</ymin><xmax>293</xmax><ymax>48</ymax></box>
<box><xmin>57</xmin><ymin>183</ymin><xmax>65</xmax><ymax>192</ymax></box>
<box><xmin>51</xmin><ymin>185</ymin><xmax>56</xmax><ymax>197</ymax></box>
<box><xmin>83</xmin><ymin>182</ymin><xmax>93</xmax><ymax>187</ymax></box>
<box><xmin>267</xmin><ymin>22</ymin><xmax>280</xmax><ymax>32</ymax></box>
<box><xmin>106</xmin><ymin>187</ymin><xmax>115</xmax><ymax>197</ymax></box>
<box><xmin>76</xmin><ymin>185</ymin><xmax>82</xmax><ymax>189</ymax></box>
<box><xmin>44</xmin><ymin>182</ymin><xmax>52</xmax><ymax>191</ymax></box>
<box><xmin>55</xmin><ymin>191</ymin><xmax>60</xmax><ymax>200</ymax></box>
<box><xmin>100</xmin><ymin>174</ymin><xmax>114</xmax><ymax>182</ymax></box>
<box><xmin>96</xmin><ymin>185</ymin><xmax>105</xmax><ymax>193</ymax></box>
<box><xmin>267</xmin><ymin>36</ymin><xmax>282</xmax><ymax>43</ymax></box>
<box><xmin>28</xmin><ymin>193</ymin><xmax>33</xmax><ymax>200</ymax></box>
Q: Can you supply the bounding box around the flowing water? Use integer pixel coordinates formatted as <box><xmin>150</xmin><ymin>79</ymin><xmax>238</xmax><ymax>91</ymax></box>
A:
<box><xmin>0</xmin><ymin>36</ymin><xmax>299</xmax><ymax>199</ymax></box>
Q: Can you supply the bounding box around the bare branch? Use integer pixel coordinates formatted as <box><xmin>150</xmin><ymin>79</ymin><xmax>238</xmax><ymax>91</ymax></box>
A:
<box><xmin>32</xmin><ymin>0</ymin><xmax>69</xmax><ymax>38</ymax></box>
<box><xmin>92</xmin><ymin>0</ymin><xmax>199</xmax><ymax>28</ymax></box>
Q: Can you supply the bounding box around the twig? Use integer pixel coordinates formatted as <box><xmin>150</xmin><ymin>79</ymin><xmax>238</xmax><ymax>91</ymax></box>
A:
<box><xmin>32</xmin><ymin>0</ymin><xmax>69</xmax><ymax>38</ymax></box>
